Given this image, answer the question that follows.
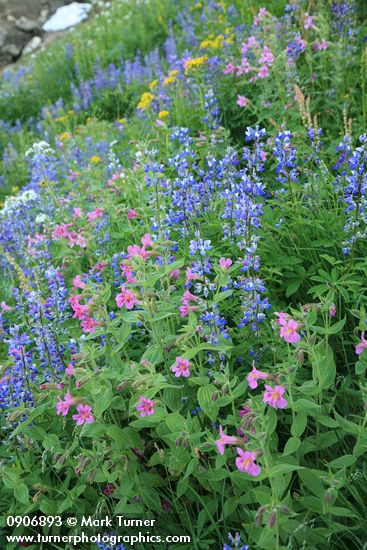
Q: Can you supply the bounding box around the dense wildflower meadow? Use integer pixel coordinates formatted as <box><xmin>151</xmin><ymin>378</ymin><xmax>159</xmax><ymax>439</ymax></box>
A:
<box><xmin>1</xmin><ymin>0</ymin><xmax>367</xmax><ymax>548</ymax></box>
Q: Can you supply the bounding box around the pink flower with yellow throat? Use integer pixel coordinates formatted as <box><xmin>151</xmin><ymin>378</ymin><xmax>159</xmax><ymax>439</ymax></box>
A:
<box><xmin>263</xmin><ymin>385</ymin><xmax>288</xmax><ymax>409</ymax></box>
<box><xmin>72</xmin><ymin>404</ymin><xmax>94</xmax><ymax>425</ymax></box>
<box><xmin>235</xmin><ymin>449</ymin><xmax>261</xmax><ymax>476</ymax></box>
<box><xmin>246</xmin><ymin>365</ymin><xmax>269</xmax><ymax>389</ymax></box>
<box><xmin>56</xmin><ymin>390</ymin><xmax>76</xmax><ymax>416</ymax></box>
<box><xmin>116</xmin><ymin>284</ymin><xmax>141</xmax><ymax>309</ymax></box>
<box><xmin>171</xmin><ymin>357</ymin><xmax>191</xmax><ymax>378</ymax></box>
<box><xmin>215</xmin><ymin>425</ymin><xmax>242</xmax><ymax>455</ymax></box>
<box><xmin>136</xmin><ymin>396</ymin><xmax>155</xmax><ymax>417</ymax></box>
<box><xmin>275</xmin><ymin>312</ymin><xmax>301</xmax><ymax>343</ymax></box>
<box><xmin>356</xmin><ymin>332</ymin><xmax>367</xmax><ymax>355</ymax></box>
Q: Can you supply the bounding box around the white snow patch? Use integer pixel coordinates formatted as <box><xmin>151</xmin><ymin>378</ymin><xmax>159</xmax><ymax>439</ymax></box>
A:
<box><xmin>42</xmin><ymin>2</ymin><xmax>92</xmax><ymax>32</ymax></box>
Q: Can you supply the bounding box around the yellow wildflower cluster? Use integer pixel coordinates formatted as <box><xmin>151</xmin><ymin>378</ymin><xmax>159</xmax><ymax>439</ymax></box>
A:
<box><xmin>149</xmin><ymin>79</ymin><xmax>158</xmax><ymax>90</ymax></box>
<box><xmin>163</xmin><ymin>69</ymin><xmax>180</xmax><ymax>86</ymax></box>
<box><xmin>55</xmin><ymin>115</ymin><xmax>68</xmax><ymax>123</ymax></box>
<box><xmin>191</xmin><ymin>2</ymin><xmax>203</xmax><ymax>11</ymax></box>
<box><xmin>118</xmin><ymin>118</ymin><xmax>126</xmax><ymax>124</ymax></box>
<box><xmin>200</xmin><ymin>35</ymin><xmax>224</xmax><ymax>50</ymax></box>
<box><xmin>11</xmin><ymin>186</ymin><xmax>19</xmax><ymax>193</ymax></box>
<box><xmin>90</xmin><ymin>155</ymin><xmax>102</xmax><ymax>165</ymax></box>
<box><xmin>5</xmin><ymin>253</ymin><xmax>33</xmax><ymax>293</ymax></box>
<box><xmin>137</xmin><ymin>92</ymin><xmax>155</xmax><ymax>110</ymax></box>
<box><xmin>158</xmin><ymin>110</ymin><xmax>169</xmax><ymax>119</ymax></box>
<box><xmin>184</xmin><ymin>56</ymin><xmax>208</xmax><ymax>74</ymax></box>
<box><xmin>59</xmin><ymin>131</ymin><xmax>72</xmax><ymax>142</ymax></box>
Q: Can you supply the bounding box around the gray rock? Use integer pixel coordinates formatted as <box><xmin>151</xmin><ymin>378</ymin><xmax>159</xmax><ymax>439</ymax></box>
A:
<box><xmin>16</xmin><ymin>16</ymin><xmax>40</xmax><ymax>32</ymax></box>
<box><xmin>2</xmin><ymin>43</ymin><xmax>22</xmax><ymax>58</ymax></box>
<box><xmin>22</xmin><ymin>35</ymin><xmax>42</xmax><ymax>55</ymax></box>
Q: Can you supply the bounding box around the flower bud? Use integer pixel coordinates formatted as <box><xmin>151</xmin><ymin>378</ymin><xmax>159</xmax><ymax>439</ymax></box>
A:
<box><xmin>87</xmin><ymin>469</ymin><xmax>97</xmax><ymax>483</ymax></box>
<box><xmin>323</xmin><ymin>489</ymin><xmax>333</xmax><ymax>505</ymax></box>
<box><xmin>267</xmin><ymin>510</ymin><xmax>277</xmax><ymax>528</ymax></box>
<box><xmin>255</xmin><ymin>506</ymin><xmax>266</xmax><ymax>526</ymax></box>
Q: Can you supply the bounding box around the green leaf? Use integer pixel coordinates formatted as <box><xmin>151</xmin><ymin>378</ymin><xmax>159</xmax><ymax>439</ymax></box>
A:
<box><xmin>42</xmin><ymin>434</ymin><xmax>61</xmax><ymax>451</ymax></box>
<box><xmin>14</xmin><ymin>483</ymin><xmax>29</xmax><ymax>505</ymax></box>
<box><xmin>312</xmin><ymin>317</ymin><xmax>346</xmax><ymax>335</ymax></box>
<box><xmin>291</xmin><ymin>412</ymin><xmax>308</xmax><ymax>438</ymax></box>
<box><xmin>312</xmin><ymin>343</ymin><xmax>336</xmax><ymax>389</ymax></box>
<box><xmin>106</xmin><ymin>425</ymin><xmax>141</xmax><ymax>449</ymax></box>
<box><xmin>328</xmin><ymin>454</ymin><xmax>356</xmax><ymax>468</ymax></box>
<box><xmin>283</xmin><ymin>437</ymin><xmax>301</xmax><ymax>456</ymax></box>
<box><xmin>197</xmin><ymin>385</ymin><xmax>218</xmax><ymax>421</ymax></box>
<box><xmin>94</xmin><ymin>387</ymin><xmax>113</xmax><ymax>417</ymax></box>
<box><xmin>334</xmin><ymin>412</ymin><xmax>360</xmax><ymax>435</ymax></box>
<box><xmin>165</xmin><ymin>413</ymin><xmax>187</xmax><ymax>433</ymax></box>
<box><xmin>298</xmin><ymin>469</ymin><xmax>324</xmax><ymax>497</ymax></box>
<box><xmin>286</xmin><ymin>279</ymin><xmax>302</xmax><ymax>297</ymax></box>
<box><xmin>268</xmin><ymin>464</ymin><xmax>304</xmax><ymax>477</ymax></box>
<box><xmin>3</xmin><ymin>471</ymin><xmax>20</xmax><ymax>489</ymax></box>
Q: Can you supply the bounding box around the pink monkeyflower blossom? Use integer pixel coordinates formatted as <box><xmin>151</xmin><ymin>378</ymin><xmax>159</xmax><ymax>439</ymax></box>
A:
<box><xmin>239</xmin><ymin>405</ymin><xmax>252</xmax><ymax>417</ymax></box>
<box><xmin>80</xmin><ymin>316</ymin><xmax>99</xmax><ymax>333</ymax></box>
<box><xmin>127</xmin><ymin>244</ymin><xmax>149</xmax><ymax>261</ymax></box>
<box><xmin>127</xmin><ymin>209</ymin><xmax>137</xmax><ymax>219</ymax></box>
<box><xmin>185</xmin><ymin>267</ymin><xmax>200</xmax><ymax>285</ymax></box>
<box><xmin>120</xmin><ymin>264</ymin><xmax>137</xmax><ymax>283</ymax></box>
<box><xmin>258</xmin><ymin>64</ymin><xmax>269</xmax><ymax>78</ymax></box>
<box><xmin>313</xmin><ymin>39</ymin><xmax>328</xmax><ymax>51</ymax></box>
<box><xmin>182</xmin><ymin>290</ymin><xmax>198</xmax><ymax>304</ymax></box>
<box><xmin>304</xmin><ymin>13</ymin><xmax>315</xmax><ymax>30</ymax></box>
<box><xmin>297</xmin><ymin>36</ymin><xmax>307</xmax><ymax>52</ymax></box>
<box><xmin>171</xmin><ymin>356</ymin><xmax>191</xmax><ymax>378</ymax></box>
<box><xmin>219</xmin><ymin>257</ymin><xmax>232</xmax><ymax>269</ymax></box>
<box><xmin>279</xmin><ymin>319</ymin><xmax>301</xmax><ymax>343</ymax></box>
<box><xmin>72</xmin><ymin>275</ymin><xmax>86</xmax><ymax>289</ymax></box>
<box><xmin>329</xmin><ymin>304</ymin><xmax>336</xmax><ymax>318</ymax></box>
<box><xmin>356</xmin><ymin>332</ymin><xmax>367</xmax><ymax>355</ymax></box>
<box><xmin>56</xmin><ymin>390</ymin><xmax>76</xmax><ymax>416</ymax></box>
<box><xmin>69</xmin><ymin>170</ymin><xmax>79</xmax><ymax>180</ymax></box>
<box><xmin>66</xmin><ymin>363</ymin><xmax>75</xmax><ymax>377</ymax></box>
<box><xmin>235</xmin><ymin>449</ymin><xmax>261</xmax><ymax>476</ymax></box>
<box><xmin>237</xmin><ymin>95</ymin><xmax>248</xmax><ymax>108</ymax></box>
<box><xmin>141</xmin><ymin>233</ymin><xmax>154</xmax><ymax>247</ymax></box>
<box><xmin>72</xmin><ymin>303</ymin><xmax>89</xmax><ymax>320</ymax></box>
<box><xmin>116</xmin><ymin>284</ymin><xmax>141</xmax><ymax>309</ymax></box>
<box><xmin>224</xmin><ymin>63</ymin><xmax>237</xmax><ymax>74</ymax></box>
<box><xmin>215</xmin><ymin>425</ymin><xmax>241</xmax><ymax>455</ymax></box>
<box><xmin>73</xmin><ymin>207</ymin><xmax>83</xmax><ymax>218</ymax></box>
<box><xmin>263</xmin><ymin>385</ymin><xmax>288</xmax><ymax>409</ymax></box>
<box><xmin>87</xmin><ymin>208</ymin><xmax>104</xmax><ymax>222</ymax></box>
<box><xmin>1</xmin><ymin>301</ymin><xmax>12</xmax><ymax>312</ymax></box>
<box><xmin>169</xmin><ymin>268</ymin><xmax>180</xmax><ymax>279</ymax></box>
<box><xmin>136</xmin><ymin>396</ymin><xmax>155</xmax><ymax>417</ymax></box>
<box><xmin>179</xmin><ymin>304</ymin><xmax>198</xmax><ymax>317</ymax></box>
<box><xmin>52</xmin><ymin>224</ymin><xmax>71</xmax><ymax>240</ymax></box>
<box><xmin>259</xmin><ymin>46</ymin><xmax>274</xmax><ymax>65</ymax></box>
<box><xmin>76</xmin><ymin>234</ymin><xmax>87</xmax><ymax>248</ymax></box>
<box><xmin>72</xmin><ymin>404</ymin><xmax>94</xmax><ymax>426</ymax></box>
<box><xmin>246</xmin><ymin>36</ymin><xmax>258</xmax><ymax>48</ymax></box>
<box><xmin>246</xmin><ymin>365</ymin><xmax>269</xmax><ymax>389</ymax></box>
<box><xmin>275</xmin><ymin>311</ymin><xmax>289</xmax><ymax>325</ymax></box>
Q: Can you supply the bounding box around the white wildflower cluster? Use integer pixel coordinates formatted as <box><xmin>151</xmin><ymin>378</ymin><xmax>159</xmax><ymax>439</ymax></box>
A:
<box><xmin>1</xmin><ymin>189</ymin><xmax>38</xmax><ymax>215</ymax></box>
<box><xmin>25</xmin><ymin>141</ymin><xmax>54</xmax><ymax>159</ymax></box>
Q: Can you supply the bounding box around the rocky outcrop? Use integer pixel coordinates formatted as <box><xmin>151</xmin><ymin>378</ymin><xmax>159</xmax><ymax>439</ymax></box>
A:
<box><xmin>0</xmin><ymin>0</ymin><xmax>84</xmax><ymax>67</ymax></box>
